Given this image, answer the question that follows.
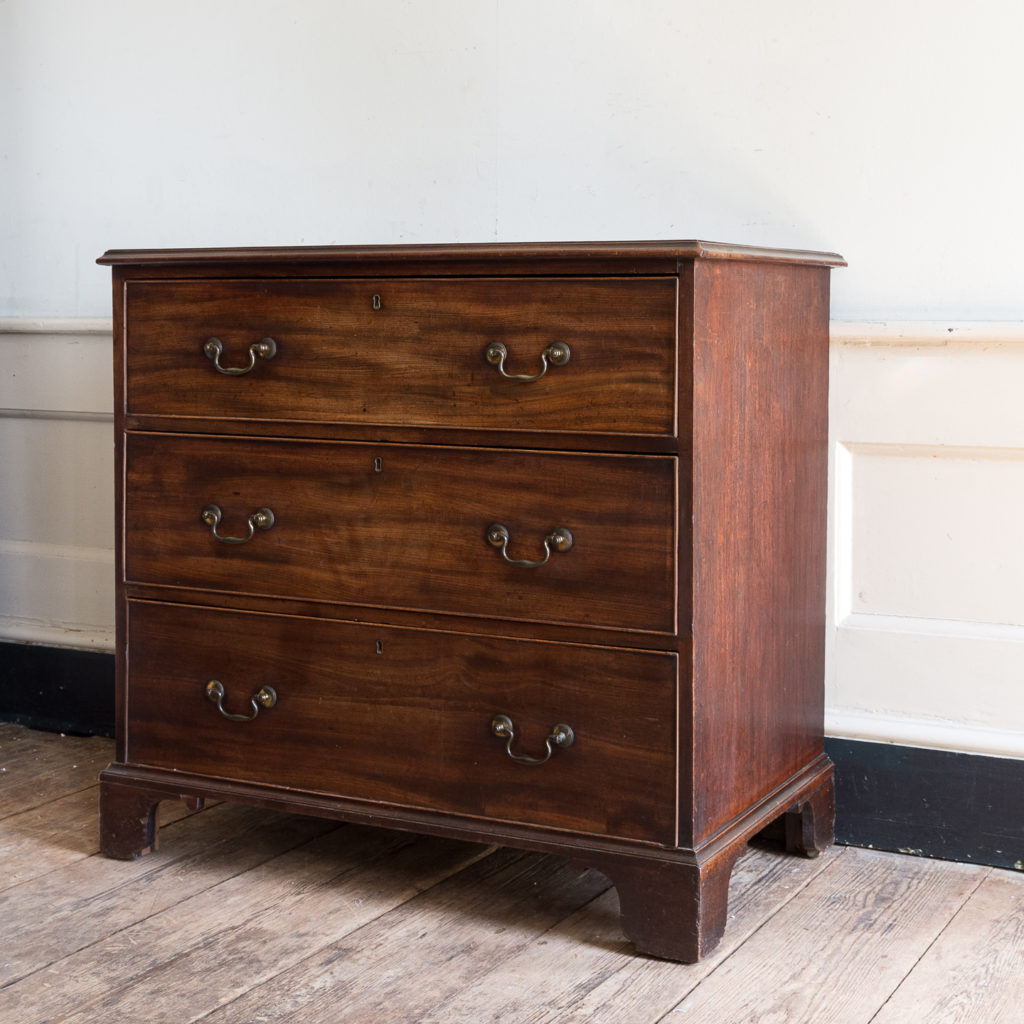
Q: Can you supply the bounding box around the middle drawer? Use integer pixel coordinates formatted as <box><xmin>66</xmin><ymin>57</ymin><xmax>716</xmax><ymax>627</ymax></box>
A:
<box><xmin>125</xmin><ymin>434</ymin><xmax>678</xmax><ymax>634</ymax></box>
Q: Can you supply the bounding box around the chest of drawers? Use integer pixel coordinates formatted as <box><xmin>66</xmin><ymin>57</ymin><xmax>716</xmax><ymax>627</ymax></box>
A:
<box><xmin>97</xmin><ymin>240</ymin><xmax>844</xmax><ymax>962</ymax></box>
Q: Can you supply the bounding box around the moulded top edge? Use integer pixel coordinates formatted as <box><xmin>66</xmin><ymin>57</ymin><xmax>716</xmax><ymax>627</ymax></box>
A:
<box><xmin>96</xmin><ymin>240</ymin><xmax>846</xmax><ymax>269</ymax></box>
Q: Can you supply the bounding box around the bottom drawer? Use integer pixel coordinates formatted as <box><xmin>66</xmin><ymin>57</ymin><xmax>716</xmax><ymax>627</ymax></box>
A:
<box><xmin>125</xmin><ymin>601</ymin><xmax>679</xmax><ymax>843</ymax></box>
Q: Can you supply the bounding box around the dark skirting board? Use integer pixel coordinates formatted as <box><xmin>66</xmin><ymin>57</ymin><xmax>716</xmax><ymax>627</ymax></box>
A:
<box><xmin>826</xmin><ymin>737</ymin><xmax>1024</xmax><ymax>873</ymax></box>
<box><xmin>0</xmin><ymin>642</ymin><xmax>115</xmax><ymax>737</ymax></box>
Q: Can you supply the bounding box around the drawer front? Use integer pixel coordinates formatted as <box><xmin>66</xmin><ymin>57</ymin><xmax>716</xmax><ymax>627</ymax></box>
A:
<box><xmin>124</xmin><ymin>277</ymin><xmax>677</xmax><ymax>436</ymax></box>
<box><xmin>125</xmin><ymin>601</ymin><xmax>678</xmax><ymax>843</ymax></box>
<box><xmin>124</xmin><ymin>434</ymin><xmax>677</xmax><ymax>633</ymax></box>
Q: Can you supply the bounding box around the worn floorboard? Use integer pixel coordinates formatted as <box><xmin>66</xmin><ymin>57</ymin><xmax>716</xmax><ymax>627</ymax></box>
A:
<box><xmin>418</xmin><ymin>842</ymin><xmax>845</xmax><ymax>1024</ymax></box>
<box><xmin>0</xmin><ymin>726</ymin><xmax>112</xmax><ymax>817</ymax></box>
<box><xmin>1</xmin><ymin>725</ymin><xmax>1020</xmax><ymax>1024</ymax></box>
<box><xmin>869</xmin><ymin>870</ymin><xmax>1024</xmax><ymax>1024</ymax></box>
<box><xmin>663</xmin><ymin>847</ymin><xmax>988</xmax><ymax>1023</ymax></box>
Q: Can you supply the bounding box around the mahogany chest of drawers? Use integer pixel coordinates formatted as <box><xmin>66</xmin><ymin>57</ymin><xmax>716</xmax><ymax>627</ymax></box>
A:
<box><xmin>97</xmin><ymin>240</ymin><xmax>844</xmax><ymax>962</ymax></box>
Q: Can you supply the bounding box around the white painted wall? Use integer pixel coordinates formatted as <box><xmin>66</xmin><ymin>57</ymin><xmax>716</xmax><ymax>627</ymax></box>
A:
<box><xmin>828</xmin><ymin>324</ymin><xmax>1024</xmax><ymax>758</ymax></box>
<box><xmin>3</xmin><ymin>1</ymin><xmax>1024</xmax><ymax>755</ymax></box>
<box><xmin>4</xmin><ymin>0</ymin><xmax>1024</xmax><ymax>319</ymax></box>
<box><xmin>0</xmin><ymin>321</ymin><xmax>113</xmax><ymax>649</ymax></box>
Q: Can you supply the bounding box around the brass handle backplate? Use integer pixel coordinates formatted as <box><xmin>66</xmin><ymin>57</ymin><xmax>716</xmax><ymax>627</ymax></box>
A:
<box><xmin>203</xmin><ymin>336</ymin><xmax>277</xmax><ymax>375</ymax></box>
<box><xmin>201</xmin><ymin>504</ymin><xmax>275</xmax><ymax>545</ymax></box>
<box><xmin>484</xmin><ymin>341</ymin><xmax>570</xmax><ymax>381</ymax></box>
<box><xmin>491</xmin><ymin>713</ymin><xmax>575</xmax><ymax>766</ymax></box>
<box><xmin>486</xmin><ymin>523</ymin><xmax>573</xmax><ymax>568</ymax></box>
<box><xmin>205</xmin><ymin>679</ymin><xmax>277</xmax><ymax>722</ymax></box>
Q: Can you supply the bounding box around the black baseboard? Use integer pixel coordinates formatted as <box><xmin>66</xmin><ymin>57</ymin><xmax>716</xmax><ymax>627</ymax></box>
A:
<box><xmin>2</xmin><ymin>642</ymin><xmax>1021</xmax><ymax>872</ymax></box>
<box><xmin>0</xmin><ymin>642</ymin><xmax>115</xmax><ymax>738</ymax></box>
<box><xmin>826</xmin><ymin>737</ymin><xmax>1024</xmax><ymax>873</ymax></box>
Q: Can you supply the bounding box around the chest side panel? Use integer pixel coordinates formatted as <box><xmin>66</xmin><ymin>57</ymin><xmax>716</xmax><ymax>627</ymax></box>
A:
<box><xmin>689</xmin><ymin>259</ymin><xmax>830</xmax><ymax>842</ymax></box>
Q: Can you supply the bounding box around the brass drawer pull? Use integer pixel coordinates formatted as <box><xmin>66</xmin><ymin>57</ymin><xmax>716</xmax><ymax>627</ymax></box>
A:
<box><xmin>491</xmin><ymin>714</ymin><xmax>575</xmax><ymax>766</ymax></box>
<box><xmin>484</xmin><ymin>341</ymin><xmax>570</xmax><ymax>381</ymax></box>
<box><xmin>205</xmin><ymin>680</ymin><xmax>277</xmax><ymax>722</ymax></box>
<box><xmin>486</xmin><ymin>523</ymin><xmax>573</xmax><ymax>568</ymax></box>
<box><xmin>201</xmin><ymin>504</ymin><xmax>276</xmax><ymax>544</ymax></box>
<box><xmin>203</xmin><ymin>336</ymin><xmax>278</xmax><ymax>375</ymax></box>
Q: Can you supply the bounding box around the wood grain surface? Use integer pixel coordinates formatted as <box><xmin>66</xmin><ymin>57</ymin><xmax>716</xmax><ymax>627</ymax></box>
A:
<box><xmin>124</xmin><ymin>600</ymin><xmax>678</xmax><ymax>842</ymax></box>
<box><xmin>688</xmin><ymin>259</ymin><xmax>830</xmax><ymax>842</ymax></box>
<box><xmin>6</xmin><ymin>726</ymin><xmax>1021</xmax><ymax>1024</ymax></box>
<box><xmin>125</xmin><ymin>277</ymin><xmax>678</xmax><ymax>436</ymax></box>
<box><xmin>665</xmin><ymin>847</ymin><xmax>988</xmax><ymax>1023</ymax></box>
<box><xmin>124</xmin><ymin>434</ymin><xmax>678</xmax><ymax>633</ymax></box>
<box><xmin>99</xmin><ymin>238</ymin><xmax>847</xmax><ymax>269</ymax></box>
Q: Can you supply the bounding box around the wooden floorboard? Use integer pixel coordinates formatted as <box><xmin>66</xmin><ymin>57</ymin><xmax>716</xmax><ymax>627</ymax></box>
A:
<box><xmin>869</xmin><ymin>869</ymin><xmax>1024</xmax><ymax>1024</ymax></box>
<box><xmin>0</xmin><ymin>728</ymin><xmax>113</xmax><ymax>817</ymax></box>
<box><xmin>419</xmin><ymin>842</ymin><xmax>844</xmax><ymax>1024</ymax></box>
<box><xmin>1</xmin><ymin>725</ymin><xmax>1020</xmax><ymax>1024</ymax></box>
<box><xmin>0</xmin><ymin>725</ymin><xmax>118</xmax><ymax>825</ymax></box>
<box><xmin>662</xmin><ymin>847</ymin><xmax>989</xmax><ymax>1023</ymax></box>
<box><xmin>1</xmin><ymin>803</ymin><xmax>339</xmax><ymax>988</ymax></box>
<box><xmin>195</xmin><ymin>847</ymin><xmax>606</xmax><ymax>1024</ymax></box>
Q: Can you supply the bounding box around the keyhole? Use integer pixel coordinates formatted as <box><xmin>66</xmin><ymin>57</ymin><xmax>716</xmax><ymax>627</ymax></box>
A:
<box><xmin>376</xmin><ymin>640</ymin><xmax>384</xmax><ymax>654</ymax></box>
<box><xmin>372</xmin><ymin>294</ymin><xmax>381</xmax><ymax>311</ymax></box>
<box><xmin>374</xmin><ymin>457</ymin><xmax>383</xmax><ymax>473</ymax></box>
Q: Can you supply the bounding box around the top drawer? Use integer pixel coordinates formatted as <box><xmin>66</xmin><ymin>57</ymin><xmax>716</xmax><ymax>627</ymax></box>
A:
<box><xmin>124</xmin><ymin>277</ymin><xmax>677</xmax><ymax>436</ymax></box>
